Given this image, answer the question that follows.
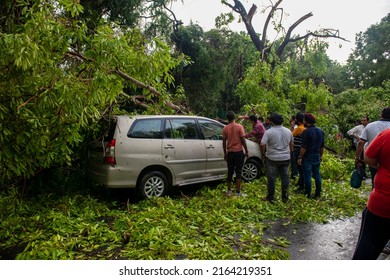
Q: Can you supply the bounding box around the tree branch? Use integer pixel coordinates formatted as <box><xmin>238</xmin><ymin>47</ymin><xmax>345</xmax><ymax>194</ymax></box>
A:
<box><xmin>223</xmin><ymin>0</ymin><xmax>262</xmax><ymax>52</ymax></box>
<box><xmin>113</xmin><ymin>68</ymin><xmax>187</xmax><ymax>113</ymax></box>
<box><xmin>64</xmin><ymin>50</ymin><xmax>187</xmax><ymax>113</ymax></box>
<box><xmin>276</xmin><ymin>12</ymin><xmax>313</xmax><ymax>57</ymax></box>
<box><xmin>262</xmin><ymin>0</ymin><xmax>283</xmax><ymax>56</ymax></box>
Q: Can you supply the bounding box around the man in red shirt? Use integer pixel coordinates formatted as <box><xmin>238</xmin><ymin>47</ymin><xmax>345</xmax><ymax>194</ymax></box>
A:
<box><xmin>223</xmin><ymin>111</ymin><xmax>249</xmax><ymax>197</ymax></box>
<box><xmin>352</xmin><ymin>128</ymin><xmax>390</xmax><ymax>259</ymax></box>
<box><xmin>238</xmin><ymin>115</ymin><xmax>266</xmax><ymax>144</ymax></box>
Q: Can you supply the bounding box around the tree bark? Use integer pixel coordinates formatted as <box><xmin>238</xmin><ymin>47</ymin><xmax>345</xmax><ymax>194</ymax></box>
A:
<box><xmin>223</xmin><ymin>0</ymin><xmax>348</xmax><ymax>62</ymax></box>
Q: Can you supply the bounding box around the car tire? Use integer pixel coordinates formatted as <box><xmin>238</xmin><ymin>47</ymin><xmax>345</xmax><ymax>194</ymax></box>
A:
<box><xmin>139</xmin><ymin>171</ymin><xmax>169</xmax><ymax>198</ymax></box>
<box><xmin>242</xmin><ymin>159</ymin><xmax>262</xmax><ymax>182</ymax></box>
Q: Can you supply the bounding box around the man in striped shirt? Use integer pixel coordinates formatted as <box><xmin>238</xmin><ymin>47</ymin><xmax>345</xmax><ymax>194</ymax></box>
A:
<box><xmin>291</xmin><ymin>112</ymin><xmax>306</xmax><ymax>192</ymax></box>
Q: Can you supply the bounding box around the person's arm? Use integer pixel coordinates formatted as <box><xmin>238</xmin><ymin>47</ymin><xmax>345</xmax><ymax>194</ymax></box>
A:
<box><xmin>244</xmin><ymin>129</ymin><xmax>255</xmax><ymax>139</ymax></box>
<box><xmin>364</xmin><ymin>155</ymin><xmax>378</xmax><ymax>168</ymax></box>
<box><xmin>355</xmin><ymin>139</ymin><xmax>366</xmax><ymax>163</ymax></box>
<box><xmin>260</xmin><ymin>144</ymin><xmax>266</xmax><ymax>161</ymax></box>
<box><xmin>364</xmin><ymin>129</ymin><xmax>386</xmax><ymax>168</ymax></box>
<box><xmin>223</xmin><ymin>137</ymin><xmax>227</xmax><ymax>161</ymax></box>
<box><xmin>240</xmin><ymin>136</ymin><xmax>249</xmax><ymax>157</ymax></box>
<box><xmin>297</xmin><ymin>147</ymin><xmax>306</xmax><ymax>166</ymax></box>
<box><xmin>347</xmin><ymin>127</ymin><xmax>356</xmax><ymax>137</ymax></box>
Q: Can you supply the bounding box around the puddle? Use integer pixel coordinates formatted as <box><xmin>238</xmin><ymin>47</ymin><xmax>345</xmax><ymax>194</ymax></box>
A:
<box><xmin>262</xmin><ymin>212</ymin><xmax>387</xmax><ymax>260</ymax></box>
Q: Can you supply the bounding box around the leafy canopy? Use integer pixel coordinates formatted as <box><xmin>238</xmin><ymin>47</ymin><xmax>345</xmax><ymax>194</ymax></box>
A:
<box><xmin>0</xmin><ymin>0</ymin><xmax>183</xmax><ymax>183</ymax></box>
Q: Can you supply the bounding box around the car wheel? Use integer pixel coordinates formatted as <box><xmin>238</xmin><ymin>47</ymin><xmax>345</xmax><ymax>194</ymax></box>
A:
<box><xmin>242</xmin><ymin>159</ymin><xmax>261</xmax><ymax>182</ymax></box>
<box><xmin>139</xmin><ymin>171</ymin><xmax>169</xmax><ymax>198</ymax></box>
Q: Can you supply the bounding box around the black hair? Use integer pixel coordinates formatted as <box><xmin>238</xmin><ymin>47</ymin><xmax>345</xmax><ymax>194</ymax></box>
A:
<box><xmin>226</xmin><ymin>111</ymin><xmax>235</xmax><ymax>122</ymax></box>
<box><xmin>249</xmin><ymin>115</ymin><xmax>257</xmax><ymax>122</ymax></box>
<box><xmin>269</xmin><ymin>113</ymin><xmax>284</xmax><ymax>125</ymax></box>
<box><xmin>381</xmin><ymin>107</ymin><xmax>390</xmax><ymax>120</ymax></box>
<box><xmin>296</xmin><ymin>112</ymin><xmax>304</xmax><ymax>123</ymax></box>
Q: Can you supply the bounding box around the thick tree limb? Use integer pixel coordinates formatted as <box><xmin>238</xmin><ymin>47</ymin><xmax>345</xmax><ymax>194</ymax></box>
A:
<box><xmin>262</xmin><ymin>0</ymin><xmax>283</xmax><ymax>57</ymax></box>
<box><xmin>223</xmin><ymin>0</ymin><xmax>349</xmax><ymax>62</ymax></box>
<box><xmin>276</xmin><ymin>12</ymin><xmax>313</xmax><ymax>57</ymax></box>
<box><xmin>224</xmin><ymin>0</ymin><xmax>263</xmax><ymax>52</ymax></box>
<box><xmin>113</xmin><ymin>67</ymin><xmax>187</xmax><ymax>113</ymax></box>
<box><xmin>65</xmin><ymin>50</ymin><xmax>187</xmax><ymax>113</ymax></box>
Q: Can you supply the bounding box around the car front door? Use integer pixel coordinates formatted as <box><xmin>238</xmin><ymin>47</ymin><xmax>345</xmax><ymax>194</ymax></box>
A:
<box><xmin>198</xmin><ymin>119</ymin><xmax>227</xmax><ymax>177</ymax></box>
<box><xmin>162</xmin><ymin>118</ymin><xmax>207</xmax><ymax>183</ymax></box>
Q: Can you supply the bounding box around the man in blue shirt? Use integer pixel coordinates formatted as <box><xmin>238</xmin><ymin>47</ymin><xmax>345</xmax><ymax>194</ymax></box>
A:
<box><xmin>297</xmin><ymin>113</ymin><xmax>325</xmax><ymax>199</ymax></box>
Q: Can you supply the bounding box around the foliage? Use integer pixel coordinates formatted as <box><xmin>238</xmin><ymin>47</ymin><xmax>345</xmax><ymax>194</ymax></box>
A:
<box><xmin>0</xmin><ymin>153</ymin><xmax>368</xmax><ymax>260</ymax></box>
<box><xmin>171</xmin><ymin>24</ymin><xmax>258</xmax><ymax>117</ymax></box>
<box><xmin>0</xmin><ymin>0</ymin><xmax>183</xmax><ymax>184</ymax></box>
<box><xmin>330</xmin><ymin>81</ymin><xmax>390</xmax><ymax>136</ymax></box>
<box><xmin>284</xmin><ymin>40</ymin><xmax>350</xmax><ymax>94</ymax></box>
<box><xmin>236</xmin><ymin>58</ymin><xmax>333</xmax><ymax>121</ymax></box>
<box><xmin>347</xmin><ymin>13</ymin><xmax>390</xmax><ymax>88</ymax></box>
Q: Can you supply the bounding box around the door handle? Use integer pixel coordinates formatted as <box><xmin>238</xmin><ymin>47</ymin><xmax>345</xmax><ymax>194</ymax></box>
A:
<box><xmin>207</xmin><ymin>145</ymin><xmax>215</xmax><ymax>149</ymax></box>
<box><xmin>164</xmin><ymin>144</ymin><xmax>175</xmax><ymax>149</ymax></box>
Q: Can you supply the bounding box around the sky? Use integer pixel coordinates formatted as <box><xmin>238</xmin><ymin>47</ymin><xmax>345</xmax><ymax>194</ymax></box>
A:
<box><xmin>170</xmin><ymin>0</ymin><xmax>390</xmax><ymax>64</ymax></box>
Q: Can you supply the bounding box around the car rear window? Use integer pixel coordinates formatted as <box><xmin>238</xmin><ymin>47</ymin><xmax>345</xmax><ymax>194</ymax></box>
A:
<box><xmin>128</xmin><ymin>119</ymin><xmax>163</xmax><ymax>139</ymax></box>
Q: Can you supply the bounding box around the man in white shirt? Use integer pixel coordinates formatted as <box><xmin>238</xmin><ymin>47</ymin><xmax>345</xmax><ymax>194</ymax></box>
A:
<box><xmin>260</xmin><ymin>113</ymin><xmax>293</xmax><ymax>203</ymax></box>
<box><xmin>347</xmin><ymin>116</ymin><xmax>369</xmax><ymax>149</ymax></box>
<box><xmin>355</xmin><ymin>107</ymin><xmax>390</xmax><ymax>188</ymax></box>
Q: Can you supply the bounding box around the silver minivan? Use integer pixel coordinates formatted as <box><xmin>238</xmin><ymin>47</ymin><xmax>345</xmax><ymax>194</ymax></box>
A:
<box><xmin>87</xmin><ymin>115</ymin><xmax>263</xmax><ymax>198</ymax></box>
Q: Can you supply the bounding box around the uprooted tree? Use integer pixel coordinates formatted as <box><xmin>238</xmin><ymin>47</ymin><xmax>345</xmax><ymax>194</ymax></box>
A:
<box><xmin>0</xmin><ymin>0</ymin><xmax>188</xmax><ymax>185</ymax></box>
<box><xmin>221</xmin><ymin>0</ymin><xmax>348</xmax><ymax>62</ymax></box>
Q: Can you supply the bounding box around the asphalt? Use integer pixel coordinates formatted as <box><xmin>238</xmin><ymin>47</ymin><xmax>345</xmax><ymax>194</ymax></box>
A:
<box><xmin>263</xmin><ymin>211</ymin><xmax>390</xmax><ymax>260</ymax></box>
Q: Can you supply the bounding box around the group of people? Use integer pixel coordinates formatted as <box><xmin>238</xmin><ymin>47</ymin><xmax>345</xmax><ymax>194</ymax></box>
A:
<box><xmin>222</xmin><ymin>106</ymin><xmax>390</xmax><ymax>260</ymax></box>
<box><xmin>222</xmin><ymin>110</ymin><xmax>324</xmax><ymax>201</ymax></box>
<box><xmin>350</xmin><ymin>107</ymin><xmax>390</xmax><ymax>260</ymax></box>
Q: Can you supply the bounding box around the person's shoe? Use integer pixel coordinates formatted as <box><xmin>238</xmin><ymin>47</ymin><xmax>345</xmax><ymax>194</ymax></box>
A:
<box><xmin>262</xmin><ymin>196</ymin><xmax>274</xmax><ymax>203</ymax></box>
<box><xmin>226</xmin><ymin>190</ymin><xmax>232</xmax><ymax>196</ymax></box>
<box><xmin>234</xmin><ymin>192</ymin><xmax>247</xmax><ymax>197</ymax></box>
<box><xmin>294</xmin><ymin>188</ymin><xmax>305</xmax><ymax>194</ymax></box>
<box><xmin>382</xmin><ymin>243</ymin><xmax>390</xmax><ymax>254</ymax></box>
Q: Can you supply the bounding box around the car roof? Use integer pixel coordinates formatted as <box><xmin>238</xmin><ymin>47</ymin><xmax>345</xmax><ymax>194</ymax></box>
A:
<box><xmin>115</xmin><ymin>115</ymin><xmax>217</xmax><ymax>121</ymax></box>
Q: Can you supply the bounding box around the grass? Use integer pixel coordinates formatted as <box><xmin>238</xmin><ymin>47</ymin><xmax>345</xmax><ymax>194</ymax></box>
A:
<box><xmin>0</xmin><ymin>154</ymin><xmax>370</xmax><ymax>260</ymax></box>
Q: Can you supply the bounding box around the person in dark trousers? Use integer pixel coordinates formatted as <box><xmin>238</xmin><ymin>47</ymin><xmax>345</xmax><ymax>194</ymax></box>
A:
<box><xmin>291</xmin><ymin>112</ymin><xmax>306</xmax><ymax>192</ymax></box>
<box><xmin>352</xmin><ymin>128</ymin><xmax>390</xmax><ymax>259</ymax></box>
<box><xmin>260</xmin><ymin>113</ymin><xmax>293</xmax><ymax>203</ymax></box>
<box><xmin>222</xmin><ymin>111</ymin><xmax>249</xmax><ymax>197</ymax></box>
<box><xmin>354</xmin><ymin>107</ymin><xmax>390</xmax><ymax>254</ymax></box>
<box><xmin>355</xmin><ymin>107</ymin><xmax>390</xmax><ymax>189</ymax></box>
<box><xmin>297</xmin><ymin>113</ymin><xmax>325</xmax><ymax>199</ymax></box>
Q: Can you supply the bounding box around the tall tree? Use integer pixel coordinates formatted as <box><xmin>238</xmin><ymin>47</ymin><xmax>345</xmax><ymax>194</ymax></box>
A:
<box><xmin>347</xmin><ymin>13</ymin><xmax>390</xmax><ymax>88</ymax></box>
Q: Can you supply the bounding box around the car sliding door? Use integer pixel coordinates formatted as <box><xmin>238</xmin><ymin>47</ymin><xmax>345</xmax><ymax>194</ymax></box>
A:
<box><xmin>162</xmin><ymin>118</ymin><xmax>206</xmax><ymax>183</ymax></box>
<box><xmin>198</xmin><ymin>119</ymin><xmax>227</xmax><ymax>177</ymax></box>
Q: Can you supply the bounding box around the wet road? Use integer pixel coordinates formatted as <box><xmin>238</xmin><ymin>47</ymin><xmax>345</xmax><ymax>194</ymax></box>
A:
<box><xmin>263</xmin><ymin>212</ymin><xmax>390</xmax><ymax>260</ymax></box>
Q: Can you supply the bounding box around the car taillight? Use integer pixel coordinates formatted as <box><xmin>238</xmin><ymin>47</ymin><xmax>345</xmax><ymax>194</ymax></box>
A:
<box><xmin>104</xmin><ymin>139</ymin><xmax>116</xmax><ymax>165</ymax></box>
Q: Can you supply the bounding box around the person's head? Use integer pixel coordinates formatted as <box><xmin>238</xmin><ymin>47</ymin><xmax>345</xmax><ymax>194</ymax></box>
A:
<box><xmin>269</xmin><ymin>113</ymin><xmax>284</xmax><ymax>126</ymax></box>
<box><xmin>295</xmin><ymin>112</ymin><xmax>304</xmax><ymax>124</ymax></box>
<box><xmin>361</xmin><ymin>116</ymin><xmax>369</xmax><ymax>126</ymax></box>
<box><xmin>226</xmin><ymin>111</ymin><xmax>235</xmax><ymax>122</ymax></box>
<box><xmin>249</xmin><ymin>115</ymin><xmax>257</xmax><ymax>125</ymax></box>
<box><xmin>381</xmin><ymin>107</ymin><xmax>390</xmax><ymax>120</ymax></box>
<box><xmin>304</xmin><ymin>113</ymin><xmax>316</xmax><ymax>125</ymax></box>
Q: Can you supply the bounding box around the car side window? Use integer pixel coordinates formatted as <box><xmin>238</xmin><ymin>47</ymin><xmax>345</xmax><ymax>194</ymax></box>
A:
<box><xmin>198</xmin><ymin>120</ymin><xmax>224</xmax><ymax>140</ymax></box>
<box><xmin>165</xmin><ymin>119</ymin><xmax>198</xmax><ymax>139</ymax></box>
<box><xmin>128</xmin><ymin>119</ymin><xmax>163</xmax><ymax>139</ymax></box>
